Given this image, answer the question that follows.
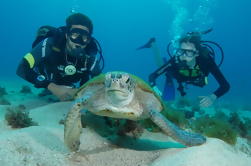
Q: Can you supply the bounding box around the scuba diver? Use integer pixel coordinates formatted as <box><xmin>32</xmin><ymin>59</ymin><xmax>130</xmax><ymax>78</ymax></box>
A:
<box><xmin>16</xmin><ymin>13</ymin><xmax>104</xmax><ymax>101</ymax></box>
<box><xmin>139</xmin><ymin>29</ymin><xmax>230</xmax><ymax>107</ymax></box>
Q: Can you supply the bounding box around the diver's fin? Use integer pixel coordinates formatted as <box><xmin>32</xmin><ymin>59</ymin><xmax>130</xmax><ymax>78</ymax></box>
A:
<box><xmin>136</xmin><ymin>37</ymin><xmax>156</xmax><ymax>50</ymax></box>
<box><xmin>161</xmin><ymin>57</ymin><xmax>175</xmax><ymax>101</ymax></box>
<box><xmin>162</xmin><ymin>73</ymin><xmax>175</xmax><ymax>101</ymax></box>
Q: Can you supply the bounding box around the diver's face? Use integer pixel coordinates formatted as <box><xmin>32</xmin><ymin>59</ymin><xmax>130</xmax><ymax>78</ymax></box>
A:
<box><xmin>177</xmin><ymin>42</ymin><xmax>199</xmax><ymax>63</ymax></box>
<box><xmin>66</xmin><ymin>25</ymin><xmax>90</xmax><ymax>52</ymax></box>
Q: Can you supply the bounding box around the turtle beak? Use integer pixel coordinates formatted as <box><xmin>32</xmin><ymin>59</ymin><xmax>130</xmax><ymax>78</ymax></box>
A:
<box><xmin>99</xmin><ymin>110</ymin><xmax>137</xmax><ymax>119</ymax></box>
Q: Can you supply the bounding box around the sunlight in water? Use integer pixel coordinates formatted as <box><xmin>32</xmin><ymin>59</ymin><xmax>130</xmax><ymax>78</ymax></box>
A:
<box><xmin>164</xmin><ymin>0</ymin><xmax>217</xmax><ymax>40</ymax></box>
<box><xmin>71</xmin><ymin>0</ymin><xmax>80</xmax><ymax>13</ymax></box>
<box><xmin>191</xmin><ymin>0</ymin><xmax>217</xmax><ymax>31</ymax></box>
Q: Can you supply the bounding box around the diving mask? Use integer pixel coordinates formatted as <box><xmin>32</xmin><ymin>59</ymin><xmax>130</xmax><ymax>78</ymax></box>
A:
<box><xmin>176</xmin><ymin>48</ymin><xmax>198</xmax><ymax>58</ymax></box>
<box><xmin>69</xmin><ymin>28</ymin><xmax>91</xmax><ymax>46</ymax></box>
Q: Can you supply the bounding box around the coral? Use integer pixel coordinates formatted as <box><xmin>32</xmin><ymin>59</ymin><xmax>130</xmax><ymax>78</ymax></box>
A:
<box><xmin>0</xmin><ymin>86</ymin><xmax>7</xmax><ymax>97</ymax></box>
<box><xmin>5</xmin><ymin>105</ymin><xmax>38</xmax><ymax>128</ymax></box>
<box><xmin>0</xmin><ymin>97</ymin><xmax>11</xmax><ymax>105</ymax></box>
<box><xmin>192</xmin><ymin>116</ymin><xmax>237</xmax><ymax>145</ymax></box>
<box><xmin>20</xmin><ymin>85</ymin><xmax>32</xmax><ymax>94</ymax></box>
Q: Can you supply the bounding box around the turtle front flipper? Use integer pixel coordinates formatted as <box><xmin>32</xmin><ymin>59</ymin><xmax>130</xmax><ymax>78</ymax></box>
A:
<box><xmin>149</xmin><ymin>109</ymin><xmax>206</xmax><ymax>146</ymax></box>
<box><xmin>64</xmin><ymin>99</ymin><xmax>84</xmax><ymax>152</ymax></box>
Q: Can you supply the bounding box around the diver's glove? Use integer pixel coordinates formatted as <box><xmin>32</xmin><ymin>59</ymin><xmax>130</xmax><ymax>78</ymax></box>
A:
<box><xmin>47</xmin><ymin>83</ymin><xmax>78</xmax><ymax>101</ymax></box>
<box><xmin>198</xmin><ymin>94</ymin><xmax>217</xmax><ymax>107</ymax></box>
<box><xmin>152</xmin><ymin>86</ymin><xmax>162</xmax><ymax>96</ymax></box>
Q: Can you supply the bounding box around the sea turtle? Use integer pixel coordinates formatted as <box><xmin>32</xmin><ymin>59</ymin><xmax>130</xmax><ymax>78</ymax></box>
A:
<box><xmin>64</xmin><ymin>71</ymin><xmax>206</xmax><ymax>151</ymax></box>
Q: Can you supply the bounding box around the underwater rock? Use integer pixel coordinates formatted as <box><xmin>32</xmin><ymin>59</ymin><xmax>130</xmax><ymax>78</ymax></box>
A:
<box><xmin>151</xmin><ymin>138</ymin><xmax>251</xmax><ymax>166</ymax></box>
<box><xmin>20</xmin><ymin>85</ymin><xmax>32</xmax><ymax>94</ymax></box>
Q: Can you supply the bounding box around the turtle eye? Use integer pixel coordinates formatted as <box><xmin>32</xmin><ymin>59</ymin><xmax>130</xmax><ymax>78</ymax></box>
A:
<box><xmin>125</xmin><ymin>78</ymin><xmax>130</xmax><ymax>84</ymax></box>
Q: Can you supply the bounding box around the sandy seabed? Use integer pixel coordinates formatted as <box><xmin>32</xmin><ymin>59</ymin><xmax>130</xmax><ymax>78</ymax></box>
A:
<box><xmin>0</xmin><ymin>80</ymin><xmax>250</xmax><ymax>166</ymax></box>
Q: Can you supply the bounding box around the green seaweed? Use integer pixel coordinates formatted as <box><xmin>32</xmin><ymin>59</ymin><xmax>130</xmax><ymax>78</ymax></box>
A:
<box><xmin>162</xmin><ymin>106</ymin><xmax>188</xmax><ymax>128</ymax></box>
<box><xmin>191</xmin><ymin>116</ymin><xmax>237</xmax><ymax>145</ymax></box>
<box><xmin>228</xmin><ymin>112</ymin><xmax>249</xmax><ymax>137</ymax></box>
<box><xmin>214</xmin><ymin>110</ymin><xmax>229</xmax><ymax>122</ymax></box>
<box><xmin>5</xmin><ymin>105</ymin><xmax>38</xmax><ymax>128</ymax></box>
<box><xmin>140</xmin><ymin>105</ymin><xmax>188</xmax><ymax>132</ymax></box>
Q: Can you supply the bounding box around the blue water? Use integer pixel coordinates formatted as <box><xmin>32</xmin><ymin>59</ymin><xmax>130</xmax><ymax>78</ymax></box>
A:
<box><xmin>0</xmin><ymin>0</ymin><xmax>250</xmax><ymax>106</ymax></box>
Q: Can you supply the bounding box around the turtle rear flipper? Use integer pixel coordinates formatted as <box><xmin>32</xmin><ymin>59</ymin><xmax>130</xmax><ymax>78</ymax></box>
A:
<box><xmin>149</xmin><ymin>109</ymin><xmax>206</xmax><ymax>146</ymax></box>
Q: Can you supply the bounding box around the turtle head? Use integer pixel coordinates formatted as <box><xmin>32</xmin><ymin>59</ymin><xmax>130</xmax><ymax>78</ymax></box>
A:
<box><xmin>105</xmin><ymin>72</ymin><xmax>135</xmax><ymax>106</ymax></box>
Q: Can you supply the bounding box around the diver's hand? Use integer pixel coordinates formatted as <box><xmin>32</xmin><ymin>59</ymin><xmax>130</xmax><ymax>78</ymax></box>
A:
<box><xmin>198</xmin><ymin>94</ymin><xmax>217</xmax><ymax>107</ymax></box>
<box><xmin>47</xmin><ymin>83</ymin><xmax>78</xmax><ymax>101</ymax></box>
<box><xmin>152</xmin><ymin>86</ymin><xmax>162</xmax><ymax>96</ymax></box>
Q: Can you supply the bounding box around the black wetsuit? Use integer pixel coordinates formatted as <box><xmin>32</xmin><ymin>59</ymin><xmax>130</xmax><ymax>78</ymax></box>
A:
<box><xmin>149</xmin><ymin>47</ymin><xmax>230</xmax><ymax>98</ymax></box>
<box><xmin>16</xmin><ymin>37</ymin><xmax>101</xmax><ymax>88</ymax></box>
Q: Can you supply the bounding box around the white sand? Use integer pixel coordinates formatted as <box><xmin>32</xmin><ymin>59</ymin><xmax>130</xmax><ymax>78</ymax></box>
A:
<box><xmin>151</xmin><ymin>138</ymin><xmax>251</xmax><ymax>166</ymax></box>
<box><xmin>0</xmin><ymin>82</ymin><xmax>250</xmax><ymax>166</ymax></box>
<box><xmin>0</xmin><ymin>102</ymin><xmax>162</xmax><ymax>166</ymax></box>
